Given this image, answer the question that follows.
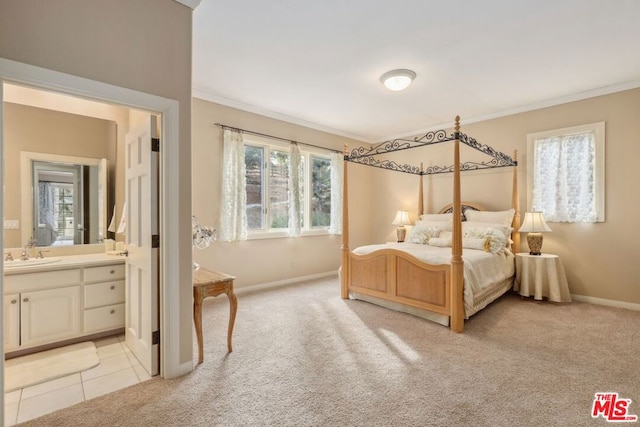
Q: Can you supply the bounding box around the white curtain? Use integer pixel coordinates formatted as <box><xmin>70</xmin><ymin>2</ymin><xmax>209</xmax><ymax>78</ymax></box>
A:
<box><xmin>38</xmin><ymin>182</ymin><xmax>55</xmax><ymax>228</ymax></box>
<box><xmin>220</xmin><ymin>129</ymin><xmax>248</xmax><ymax>241</ymax></box>
<box><xmin>288</xmin><ymin>143</ymin><xmax>303</xmax><ymax>237</ymax></box>
<box><xmin>329</xmin><ymin>152</ymin><xmax>343</xmax><ymax>235</ymax></box>
<box><xmin>532</xmin><ymin>132</ymin><xmax>596</xmax><ymax>222</ymax></box>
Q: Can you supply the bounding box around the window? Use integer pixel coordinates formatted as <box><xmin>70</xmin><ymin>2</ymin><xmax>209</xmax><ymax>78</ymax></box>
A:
<box><xmin>244</xmin><ymin>139</ymin><xmax>332</xmax><ymax>235</ymax></box>
<box><xmin>52</xmin><ymin>183</ymin><xmax>75</xmax><ymax>242</ymax></box>
<box><xmin>526</xmin><ymin>122</ymin><xmax>605</xmax><ymax>223</ymax></box>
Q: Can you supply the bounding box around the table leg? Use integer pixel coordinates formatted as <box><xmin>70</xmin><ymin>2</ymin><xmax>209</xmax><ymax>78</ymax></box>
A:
<box><xmin>227</xmin><ymin>288</ymin><xmax>238</xmax><ymax>352</ymax></box>
<box><xmin>193</xmin><ymin>291</ymin><xmax>204</xmax><ymax>364</ymax></box>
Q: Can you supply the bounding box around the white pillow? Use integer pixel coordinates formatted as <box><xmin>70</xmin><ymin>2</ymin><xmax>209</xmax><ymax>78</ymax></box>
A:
<box><xmin>464</xmin><ymin>209</ymin><xmax>515</xmax><ymax>227</ymax></box>
<box><xmin>427</xmin><ymin>236</ymin><xmax>490</xmax><ymax>252</ymax></box>
<box><xmin>463</xmin><ymin>221</ymin><xmax>512</xmax><ymax>240</ymax></box>
<box><xmin>462</xmin><ymin>226</ymin><xmax>507</xmax><ymax>254</ymax></box>
<box><xmin>406</xmin><ymin>223</ymin><xmax>442</xmax><ymax>244</ymax></box>
<box><xmin>428</xmin><ymin>237</ymin><xmax>451</xmax><ymax>247</ymax></box>
<box><xmin>419</xmin><ymin>213</ymin><xmax>452</xmax><ymax>222</ymax></box>
<box><xmin>416</xmin><ymin>220</ymin><xmax>452</xmax><ymax>232</ymax></box>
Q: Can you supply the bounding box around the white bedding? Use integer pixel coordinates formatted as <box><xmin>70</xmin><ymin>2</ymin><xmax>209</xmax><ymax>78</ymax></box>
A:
<box><xmin>352</xmin><ymin>242</ymin><xmax>515</xmax><ymax>317</ymax></box>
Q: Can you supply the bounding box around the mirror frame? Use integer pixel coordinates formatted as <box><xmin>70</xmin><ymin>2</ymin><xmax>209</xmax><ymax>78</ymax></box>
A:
<box><xmin>20</xmin><ymin>151</ymin><xmax>108</xmax><ymax>248</ymax></box>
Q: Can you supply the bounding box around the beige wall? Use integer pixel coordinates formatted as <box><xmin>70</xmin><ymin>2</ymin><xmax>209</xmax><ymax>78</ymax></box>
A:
<box><xmin>192</xmin><ymin>98</ymin><xmax>372</xmax><ymax>287</ymax></box>
<box><xmin>0</xmin><ymin>0</ymin><xmax>194</xmax><ymax>365</ymax></box>
<box><xmin>370</xmin><ymin>88</ymin><xmax>640</xmax><ymax>305</ymax></box>
<box><xmin>3</xmin><ymin>103</ymin><xmax>116</xmax><ymax>249</ymax></box>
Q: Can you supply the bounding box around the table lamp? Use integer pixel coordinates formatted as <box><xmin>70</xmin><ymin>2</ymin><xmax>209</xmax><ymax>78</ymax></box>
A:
<box><xmin>392</xmin><ymin>210</ymin><xmax>411</xmax><ymax>242</ymax></box>
<box><xmin>518</xmin><ymin>212</ymin><xmax>552</xmax><ymax>255</ymax></box>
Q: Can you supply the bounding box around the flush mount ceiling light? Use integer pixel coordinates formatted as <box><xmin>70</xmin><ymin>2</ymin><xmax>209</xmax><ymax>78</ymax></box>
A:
<box><xmin>380</xmin><ymin>69</ymin><xmax>416</xmax><ymax>91</ymax></box>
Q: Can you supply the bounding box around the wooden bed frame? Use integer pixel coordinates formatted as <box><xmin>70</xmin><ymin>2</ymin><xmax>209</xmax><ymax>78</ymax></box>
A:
<box><xmin>340</xmin><ymin>117</ymin><xmax>520</xmax><ymax>332</ymax></box>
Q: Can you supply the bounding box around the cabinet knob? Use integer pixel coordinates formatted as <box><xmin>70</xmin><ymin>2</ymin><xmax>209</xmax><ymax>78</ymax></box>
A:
<box><xmin>110</xmin><ymin>270</ymin><xmax>115</xmax><ymax>274</ymax></box>
<box><xmin>110</xmin><ymin>285</ymin><xmax>115</xmax><ymax>290</ymax></box>
<box><xmin>110</xmin><ymin>309</ymin><xmax>115</xmax><ymax>314</ymax></box>
<box><xmin>11</xmin><ymin>299</ymin><xmax>17</xmax><ymax>304</ymax></box>
<box><xmin>23</xmin><ymin>297</ymin><xmax>29</xmax><ymax>303</ymax></box>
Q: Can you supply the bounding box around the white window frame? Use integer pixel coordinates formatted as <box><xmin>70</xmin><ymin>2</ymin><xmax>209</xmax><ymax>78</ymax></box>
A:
<box><xmin>244</xmin><ymin>135</ymin><xmax>331</xmax><ymax>239</ymax></box>
<box><xmin>526</xmin><ymin>122</ymin><xmax>605</xmax><ymax>222</ymax></box>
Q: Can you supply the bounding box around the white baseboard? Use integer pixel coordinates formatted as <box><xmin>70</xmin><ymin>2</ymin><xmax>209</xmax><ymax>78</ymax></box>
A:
<box><xmin>235</xmin><ymin>271</ymin><xmax>338</xmax><ymax>294</ymax></box>
<box><xmin>571</xmin><ymin>294</ymin><xmax>640</xmax><ymax>311</ymax></box>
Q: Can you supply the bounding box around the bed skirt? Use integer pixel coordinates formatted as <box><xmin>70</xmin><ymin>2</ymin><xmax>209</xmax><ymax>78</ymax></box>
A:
<box><xmin>349</xmin><ymin>275</ymin><xmax>514</xmax><ymax>326</ymax></box>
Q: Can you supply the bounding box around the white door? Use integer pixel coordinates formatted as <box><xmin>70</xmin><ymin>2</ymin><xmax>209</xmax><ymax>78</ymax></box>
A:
<box><xmin>125</xmin><ymin>115</ymin><xmax>159</xmax><ymax>376</ymax></box>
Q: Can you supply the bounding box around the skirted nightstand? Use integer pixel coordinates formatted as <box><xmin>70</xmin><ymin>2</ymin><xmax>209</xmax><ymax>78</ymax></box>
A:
<box><xmin>514</xmin><ymin>253</ymin><xmax>572</xmax><ymax>302</ymax></box>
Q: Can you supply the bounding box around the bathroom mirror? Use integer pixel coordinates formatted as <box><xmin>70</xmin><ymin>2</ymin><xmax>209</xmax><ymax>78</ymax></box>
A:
<box><xmin>21</xmin><ymin>151</ymin><xmax>108</xmax><ymax>247</ymax></box>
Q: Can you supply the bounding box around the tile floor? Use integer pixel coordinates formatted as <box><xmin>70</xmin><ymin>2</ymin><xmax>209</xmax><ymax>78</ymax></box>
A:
<box><xmin>4</xmin><ymin>334</ymin><xmax>151</xmax><ymax>426</ymax></box>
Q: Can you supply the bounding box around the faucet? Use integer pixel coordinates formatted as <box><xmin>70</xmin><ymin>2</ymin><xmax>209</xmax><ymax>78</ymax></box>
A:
<box><xmin>4</xmin><ymin>252</ymin><xmax>13</xmax><ymax>262</ymax></box>
<box><xmin>20</xmin><ymin>237</ymin><xmax>37</xmax><ymax>261</ymax></box>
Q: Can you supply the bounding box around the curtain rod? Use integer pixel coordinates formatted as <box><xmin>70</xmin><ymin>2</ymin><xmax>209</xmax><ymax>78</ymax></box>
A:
<box><xmin>214</xmin><ymin>123</ymin><xmax>342</xmax><ymax>154</ymax></box>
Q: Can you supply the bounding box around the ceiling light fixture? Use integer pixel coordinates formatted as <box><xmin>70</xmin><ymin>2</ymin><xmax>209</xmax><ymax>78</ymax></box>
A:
<box><xmin>380</xmin><ymin>69</ymin><xmax>416</xmax><ymax>91</ymax></box>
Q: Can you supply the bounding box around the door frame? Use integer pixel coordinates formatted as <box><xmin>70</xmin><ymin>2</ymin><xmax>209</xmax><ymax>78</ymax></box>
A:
<box><xmin>0</xmin><ymin>59</ymin><xmax>189</xmax><ymax>387</ymax></box>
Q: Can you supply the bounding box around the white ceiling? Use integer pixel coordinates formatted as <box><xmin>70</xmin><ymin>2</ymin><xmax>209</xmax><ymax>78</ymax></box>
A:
<box><xmin>193</xmin><ymin>1</ymin><xmax>640</xmax><ymax>142</ymax></box>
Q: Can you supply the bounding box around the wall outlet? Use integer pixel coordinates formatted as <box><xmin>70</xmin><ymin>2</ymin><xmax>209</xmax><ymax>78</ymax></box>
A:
<box><xmin>4</xmin><ymin>220</ymin><xmax>19</xmax><ymax>230</ymax></box>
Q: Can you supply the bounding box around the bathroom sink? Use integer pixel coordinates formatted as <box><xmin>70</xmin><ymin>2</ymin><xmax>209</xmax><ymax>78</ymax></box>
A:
<box><xmin>4</xmin><ymin>257</ymin><xmax>61</xmax><ymax>269</ymax></box>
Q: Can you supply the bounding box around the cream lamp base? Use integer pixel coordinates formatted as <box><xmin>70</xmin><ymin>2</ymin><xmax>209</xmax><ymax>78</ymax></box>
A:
<box><xmin>396</xmin><ymin>226</ymin><xmax>407</xmax><ymax>243</ymax></box>
<box><xmin>527</xmin><ymin>232</ymin><xmax>543</xmax><ymax>255</ymax></box>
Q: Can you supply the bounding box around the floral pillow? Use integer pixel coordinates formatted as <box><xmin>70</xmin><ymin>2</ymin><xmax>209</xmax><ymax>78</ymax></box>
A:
<box><xmin>462</xmin><ymin>226</ymin><xmax>507</xmax><ymax>254</ymax></box>
<box><xmin>406</xmin><ymin>223</ymin><xmax>442</xmax><ymax>244</ymax></box>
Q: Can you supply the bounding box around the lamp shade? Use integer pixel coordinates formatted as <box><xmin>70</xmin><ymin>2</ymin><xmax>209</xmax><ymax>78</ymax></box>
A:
<box><xmin>392</xmin><ymin>210</ymin><xmax>411</xmax><ymax>226</ymax></box>
<box><xmin>518</xmin><ymin>212</ymin><xmax>552</xmax><ymax>233</ymax></box>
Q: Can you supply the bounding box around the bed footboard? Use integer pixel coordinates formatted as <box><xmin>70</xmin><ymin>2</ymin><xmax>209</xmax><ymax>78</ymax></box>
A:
<box><xmin>347</xmin><ymin>249</ymin><xmax>451</xmax><ymax>316</ymax></box>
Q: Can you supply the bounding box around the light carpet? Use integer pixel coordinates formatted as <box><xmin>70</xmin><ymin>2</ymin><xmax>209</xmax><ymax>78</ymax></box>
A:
<box><xmin>18</xmin><ymin>276</ymin><xmax>640</xmax><ymax>426</ymax></box>
<box><xmin>6</xmin><ymin>341</ymin><xmax>99</xmax><ymax>392</ymax></box>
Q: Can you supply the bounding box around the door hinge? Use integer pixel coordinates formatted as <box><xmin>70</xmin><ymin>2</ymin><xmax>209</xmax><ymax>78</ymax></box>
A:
<box><xmin>152</xmin><ymin>234</ymin><xmax>160</xmax><ymax>248</ymax></box>
<box><xmin>152</xmin><ymin>330</ymin><xmax>160</xmax><ymax>345</ymax></box>
<box><xmin>151</xmin><ymin>138</ymin><xmax>160</xmax><ymax>152</ymax></box>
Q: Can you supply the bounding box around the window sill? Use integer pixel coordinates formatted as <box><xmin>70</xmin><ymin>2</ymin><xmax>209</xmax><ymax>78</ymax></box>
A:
<box><xmin>247</xmin><ymin>229</ymin><xmax>330</xmax><ymax>240</ymax></box>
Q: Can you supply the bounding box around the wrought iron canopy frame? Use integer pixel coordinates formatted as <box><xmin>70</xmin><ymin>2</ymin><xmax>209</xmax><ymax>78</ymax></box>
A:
<box><xmin>345</xmin><ymin>128</ymin><xmax>517</xmax><ymax>175</ymax></box>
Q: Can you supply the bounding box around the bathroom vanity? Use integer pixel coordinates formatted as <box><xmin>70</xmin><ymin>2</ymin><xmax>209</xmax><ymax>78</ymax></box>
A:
<box><xmin>3</xmin><ymin>253</ymin><xmax>126</xmax><ymax>355</ymax></box>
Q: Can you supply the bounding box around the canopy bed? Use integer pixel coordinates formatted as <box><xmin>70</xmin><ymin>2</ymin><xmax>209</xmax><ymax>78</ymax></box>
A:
<box><xmin>340</xmin><ymin>116</ymin><xmax>520</xmax><ymax>332</ymax></box>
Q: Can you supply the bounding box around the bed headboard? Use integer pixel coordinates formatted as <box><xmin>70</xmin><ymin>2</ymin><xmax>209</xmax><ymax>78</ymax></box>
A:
<box><xmin>438</xmin><ymin>202</ymin><xmax>485</xmax><ymax>221</ymax></box>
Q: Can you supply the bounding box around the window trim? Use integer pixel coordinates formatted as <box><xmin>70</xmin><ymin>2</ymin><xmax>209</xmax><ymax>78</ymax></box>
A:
<box><xmin>243</xmin><ymin>135</ymin><xmax>332</xmax><ymax>239</ymax></box>
<box><xmin>526</xmin><ymin>121</ymin><xmax>605</xmax><ymax>222</ymax></box>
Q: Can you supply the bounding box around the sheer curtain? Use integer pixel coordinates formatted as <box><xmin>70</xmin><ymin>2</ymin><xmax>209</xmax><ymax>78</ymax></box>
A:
<box><xmin>38</xmin><ymin>181</ymin><xmax>55</xmax><ymax>228</ymax></box>
<box><xmin>532</xmin><ymin>132</ymin><xmax>596</xmax><ymax>222</ymax></box>
<box><xmin>220</xmin><ymin>129</ymin><xmax>248</xmax><ymax>241</ymax></box>
<box><xmin>329</xmin><ymin>152</ymin><xmax>343</xmax><ymax>235</ymax></box>
<box><xmin>288</xmin><ymin>143</ymin><xmax>303</xmax><ymax>237</ymax></box>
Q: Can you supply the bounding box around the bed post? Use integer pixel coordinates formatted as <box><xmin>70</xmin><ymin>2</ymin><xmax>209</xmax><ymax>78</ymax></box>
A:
<box><xmin>451</xmin><ymin>116</ymin><xmax>464</xmax><ymax>333</ymax></box>
<box><xmin>341</xmin><ymin>144</ymin><xmax>350</xmax><ymax>299</ymax></box>
<box><xmin>418</xmin><ymin>162</ymin><xmax>424</xmax><ymax>216</ymax></box>
<box><xmin>512</xmin><ymin>150</ymin><xmax>520</xmax><ymax>253</ymax></box>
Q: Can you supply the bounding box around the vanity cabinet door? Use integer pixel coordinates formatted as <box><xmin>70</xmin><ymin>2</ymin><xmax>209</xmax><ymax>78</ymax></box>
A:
<box><xmin>4</xmin><ymin>293</ymin><xmax>20</xmax><ymax>351</ymax></box>
<box><xmin>20</xmin><ymin>286</ymin><xmax>81</xmax><ymax>347</ymax></box>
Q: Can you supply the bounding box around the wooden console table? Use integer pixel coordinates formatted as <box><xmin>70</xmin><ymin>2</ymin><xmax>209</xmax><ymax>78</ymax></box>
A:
<box><xmin>193</xmin><ymin>268</ymin><xmax>237</xmax><ymax>364</ymax></box>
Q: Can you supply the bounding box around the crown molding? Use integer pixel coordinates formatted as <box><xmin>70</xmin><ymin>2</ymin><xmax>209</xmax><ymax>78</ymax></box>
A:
<box><xmin>379</xmin><ymin>79</ymin><xmax>640</xmax><ymax>142</ymax></box>
<box><xmin>192</xmin><ymin>88</ymin><xmax>372</xmax><ymax>143</ymax></box>
<box><xmin>173</xmin><ymin>0</ymin><xmax>201</xmax><ymax>10</ymax></box>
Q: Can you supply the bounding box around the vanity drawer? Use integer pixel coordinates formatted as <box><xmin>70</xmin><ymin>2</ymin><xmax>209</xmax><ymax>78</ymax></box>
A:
<box><xmin>84</xmin><ymin>303</ymin><xmax>125</xmax><ymax>333</ymax></box>
<box><xmin>84</xmin><ymin>264</ymin><xmax>125</xmax><ymax>283</ymax></box>
<box><xmin>4</xmin><ymin>268</ymin><xmax>81</xmax><ymax>293</ymax></box>
<box><xmin>84</xmin><ymin>281</ymin><xmax>125</xmax><ymax>309</ymax></box>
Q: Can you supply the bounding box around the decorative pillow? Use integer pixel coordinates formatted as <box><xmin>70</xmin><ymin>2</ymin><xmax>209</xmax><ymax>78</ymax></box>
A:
<box><xmin>415</xmin><ymin>219</ymin><xmax>452</xmax><ymax>232</ymax></box>
<box><xmin>419</xmin><ymin>213</ymin><xmax>452</xmax><ymax>222</ymax></box>
<box><xmin>427</xmin><ymin>236</ymin><xmax>490</xmax><ymax>251</ymax></box>
<box><xmin>463</xmin><ymin>221</ymin><xmax>512</xmax><ymax>240</ymax></box>
<box><xmin>465</xmin><ymin>209</ymin><xmax>515</xmax><ymax>227</ymax></box>
<box><xmin>439</xmin><ymin>230</ymin><xmax>452</xmax><ymax>240</ymax></box>
<box><xmin>406</xmin><ymin>223</ymin><xmax>442</xmax><ymax>244</ymax></box>
<box><xmin>462</xmin><ymin>226</ymin><xmax>508</xmax><ymax>254</ymax></box>
<box><xmin>428</xmin><ymin>237</ymin><xmax>451</xmax><ymax>247</ymax></box>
